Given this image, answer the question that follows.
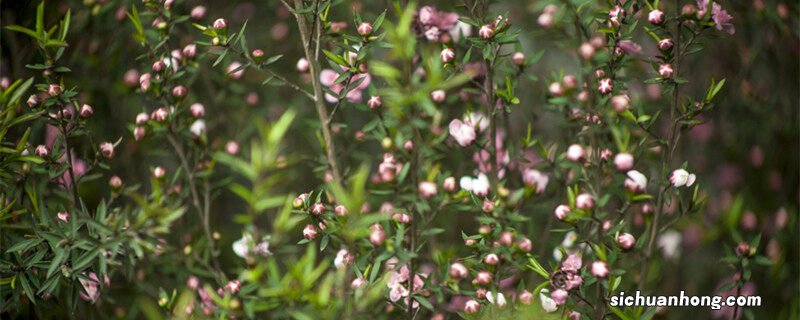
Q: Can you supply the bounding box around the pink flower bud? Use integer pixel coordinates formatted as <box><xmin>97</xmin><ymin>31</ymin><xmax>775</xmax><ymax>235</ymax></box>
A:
<box><xmin>562</xmin><ymin>75</ymin><xmax>578</xmax><ymax>89</ymax></box>
<box><xmin>311</xmin><ymin>203</ymin><xmax>325</xmax><ymax>215</ymax></box>
<box><xmin>48</xmin><ymin>84</ymin><xmax>62</xmax><ymax>96</ymax></box>
<box><xmin>351</xmin><ymin>277</ymin><xmax>365</xmax><ymax>289</ymax></box>
<box><xmin>57</xmin><ymin>211</ymin><xmax>70</xmax><ymax>223</ymax></box>
<box><xmin>293</xmin><ymin>194</ymin><xmax>307</xmax><ymax>208</ymax></box>
<box><xmin>225</xmin><ymin>141</ymin><xmax>240</xmax><ymax>155</ymax></box>
<box><xmin>478</xmin><ymin>24</ymin><xmax>494</xmax><ymax>39</ymax></box>
<box><xmin>464</xmin><ymin>299</ymin><xmax>480</xmax><ymax>314</ymax></box>
<box><xmin>658</xmin><ymin>38</ymin><xmax>674</xmax><ymax>51</ymax></box>
<box><xmin>213</xmin><ymin>18</ymin><xmax>228</xmax><ymax>30</ymax></box>
<box><xmin>367</xmin><ymin>96</ymin><xmax>382</xmax><ymax>109</ymax></box>
<box><xmin>369</xmin><ymin>229</ymin><xmax>386</xmax><ymax>245</ymax></box>
<box><xmin>153</xmin><ymin>108</ymin><xmax>168</xmax><ymax>122</ymax></box>
<box><xmin>658</xmin><ymin>64</ymin><xmax>673</xmax><ymax>78</ymax></box>
<box><xmin>641</xmin><ymin>203</ymin><xmax>654</xmax><ymax>214</ymax></box>
<box><xmin>109</xmin><ymin>176</ymin><xmax>123</xmax><ymax>189</ymax></box>
<box><xmin>519</xmin><ymin>290</ymin><xmax>533</xmax><ymax>304</ymax></box>
<box><xmin>614</xmin><ymin>153</ymin><xmax>634</xmax><ymax>171</ymax></box>
<box><xmin>80</xmin><ymin>104</ymin><xmax>94</xmax><ymax>118</ymax></box>
<box><xmin>551</xmin><ymin>289</ymin><xmax>568</xmax><ymax>305</ymax></box>
<box><xmin>153</xmin><ymin>166</ymin><xmax>166</xmax><ymax>178</ymax></box>
<box><xmin>610</xmin><ymin>94</ymin><xmax>630</xmax><ymax>112</ymax></box>
<box><xmin>608</xmin><ymin>5</ymin><xmax>626</xmax><ymax>26</ymax></box>
<box><xmin>123</xmin><ymin>69</ymin><xmax>139</xmax><ymax>86</ymax></box>
<box><xmin>736</xmin><ymin>241</ymin><xmax>752</xmax><ymax>257</ymax></box>
<box><xmin>498</xmin><ymin>231</ymin><xmax>514</xmax><ymax>246</ymax></box>
<box><xmin>190</xmin><ymin>6</ymin><xmax>206</xmax><ymax>20</ymax></box>
<box><xmin>566</xmin><ymin>144</ymin><xmax>585</xmax><ymax>162</ymax></box>
<box><xmin>35</xmin><ymin>145</ymin><xmax>49</xmax><ymax>157</ymax></box>
<box><xmin>99</xmin><ymin>142</ymin><xmax>115</xmax><ymax>159</ymax></box>
<box><xmin>189</xmin><ymin>103</ymin><xmax>205</xmax><ymax>118</ymax></box>
<box><xmin>134</xmin><ymin>127</ymin><xmax>146</xmax><ymax>141</ymax></box>
<box><xmin>289</xmin><ymin>58</ymin><xmax>307</xmax><ymax>75</ymax></box>
<box><xmin>418</xmin><ymin>181</ymin><xmax>438</xmax><ymax>199</ymax></box>
<box><xmin>440</xmin><ymin>48</ymin><xmax>455</xmax><ymax>63</ymax></box>
<box><xmin>443</xmin><ymin>177</ymin><xmax>457</xmax><ymax>192</ymax></box>
<box><xmin>579</xmin><ymin>43</ymin><xmax>595</xmax><ymax>60</ymax></box>
<box><xmin>473</xmin><ymin>271</ymin><xmax>492</xmax><ymax>285</ymax></box>
<box><xmin>600</xmin><ymin>148</ymin><xmax>613</xmax><ymax>161</ymax></box>
<box><xmin>512</xmin><ymin>52</ymin><xmax>525</xmax><ymax>65</ymax></box>
<box><xmin>431</xmin><ymin>90</ymin><xmax>446</xmax><ymax>103</ymax></box>
<box><xmin>393</xmin><ymin>213</ymin><xmax>412</xmax><ymax>224</ymax></box>
<box><xmin>152</xmin><ymin>60</ymin><xmax>166</xmax><ymax>72</ymax></box>
<box><xmin>537</xmin><ymin>13</ymin><xmax>553</xmax><ymax>28</ymax></box>
<box><xmin>518</xmin><ymin>237</ymin><xmax>533</xmax><ymax>252</ymax></box>
<box><xmin>182</xmin><ymin>44</ymin><xmax>197</xmax><ymax>58</ymax></box>
<box><xmin>648</xmin><ymin>9</ymin><xmax>665</xmax><ymax>25</ymax></box>
<box><xmin>548</xmin><ymin>82</ymin><xmax>563</xmax><ymax>96</ymax></box>
<box><xmin>591</xmin><ymin>261</ymin><xmax>609</xmax><ymax>278</ymax></box>
<box><xmin>465</xmin><ymin>239</ymin><xmax>476</xmax><ymax>246</ymax></box>
<box><xmin>449</xmin><ymin>262</ymin><xmax>468</xmax><ymax>279</ymax></box>
<box><xmin>357</xmin><ymin>22</ymin><xmax>373</xmax><ymax>36</ymax></box>
<box><xmin>27</xmin><ymin>95</ymin><xmax>39</xmax><ymax>108</ymax></box>
<box><xmin>171</xmin><ymin>85</ymin><xmax>188</xmax><ymax>98</ymax></box>
<box><xmin>482</xmin><ymin>200</ymin><xmax>495</xmax><ymax>213</ymax></box>
<box><xmin>334</xmin><ymin>205</ymin><xmax>348</xmax><ymax>216</ymax></box>
<box><xmin>598</xmin><ymin>78</ymin><xmax>613</xmax><ymax>95</ymax></box>
<box><xmin>624</xmin><ymin>170</ymin><xmax>648</xmax><ymax>193</ymax></box>
<box><xmin>227</xmin><ymin>62</ymin><xmax>244</xmax><ymax>79</ymax></box>
<box><xmin>576</xmin><ymin>193</ymin><xmax>594</xmax><ymax>210</ymax></box>
<box><xmin>403</xmin><ymin>140</ymin><xmax>413</xmax><ymax>151</ymax></box>
<box><xmin>618</xmin><ymin>232</ymin><xmax>636</xmax><ymax>250</ymax></box>
<box><xmin>484</xmin><ymin>253</ymin><xmax>500</xmax><ymax>265</ymax></box>
<box><xmin>303</xmin><ymin>224</ymin><xmax>318</xmax><ymax>240</ymax></box>
<box><xmin>139</xmin><ymin>73</ymin><xmax>151</xmax><ymax>91</ymax></box>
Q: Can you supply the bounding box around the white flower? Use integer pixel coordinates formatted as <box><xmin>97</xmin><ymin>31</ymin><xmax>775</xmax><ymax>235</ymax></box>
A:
<box><xmin>624</xmin><ymin>170</ymin><xmax>648</xmax><ymax>193</ymax></box>
<box><xmin>460</xmin><ymin>173</ymin><xmax>490</xmax><ymax>196</ymax></box>
<box><xmin>561</xmin><ymin>231</ymin><xmax>578</xmax><ymax>248</ymax></box>
<box><xmin>449</xmin><ymin>21</ymin><xmax>472</xmax><ymax>42</ymax></box>
<box><xmin>232</xmin><ymin>234</ymin><xmax>252</xmax><ymax>259</ymax></box>
<box><xmin>658</xmin><ymin>230</ymin><xmax>682</xmax><ymax>258</ymax></box>
<box><xmin>487</xmin><ymin>291</ymin><xmax>507</xmax><ymax>307</ymax></box>
<box><xmin>522</xmin><ymin>169</ymin><xmax>549</xmax><ymax>194</ymax></box>
<box><xmin>190</xmin><ymin>119</ymin><xmax>206</xmax><ymax>136</ymax></box>
<box><xmin>464</xmin><ymin>112</ymin><xmax>489</xmax><ymax>132</ymax></box>
<box><xmin>334</xmin><ymin>249</ymin><xmax>351</xmax><ymax>269</ymax></box>
<box><xmin>539</xmin><ymin>289</ymin><xmax>559</xmax><ymax>313</ymax></box>
<box><xmin>670</xmin><ymin>169</ymin><xmax>696</xmax><ymax>187</ymax></box>
<box><xmin>448</xmin><ymin>119</ymin><xmax>477</xmax><ymax>147</ymax></box>
<box><xmin>253</xmin><ymin>236</ymin><xmax>272</xmax><ymax>256</ymax></box>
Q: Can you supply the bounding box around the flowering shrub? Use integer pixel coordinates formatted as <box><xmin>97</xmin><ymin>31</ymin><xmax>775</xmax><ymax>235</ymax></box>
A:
<box><xmin>0</xmin><ymin>0</ymin><xmax>797</xmax><ymax>319</ymax></box>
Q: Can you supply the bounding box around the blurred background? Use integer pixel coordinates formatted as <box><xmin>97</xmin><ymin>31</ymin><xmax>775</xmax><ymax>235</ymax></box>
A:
<box><xmin>1</xmin><ymin>0</ymin><xmax>797</xmax><ymax>318</ymax></box>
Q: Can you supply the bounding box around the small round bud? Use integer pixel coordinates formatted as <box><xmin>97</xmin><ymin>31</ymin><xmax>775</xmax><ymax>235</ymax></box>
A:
<box><xmin>367</xmin><ymin>96</ymin><xmax>382</xmax><ymax>109</ymax></box>
<box><xmin>153</xmin><ymin>166</ymin><xmax>166</xmax><ymax>178</ymax></box>
<box><xmin>311</xmin><ymin>203</ymin><xmax>325</xmax><ymax>215</ymax></box>
<box><xmin>153</xmin><ymin>108</ymin><xmax>169</xmax><ymax>122</ymax></box>
<box><xmin>484</xmin><ymin>253</ymin><xmax>500</xmax><ymax>265</ymax></box>
<box><xmin>478</xmin><ymin>24</ymin><xmax>494</xmax><ymax>39</ymax></box>
<box><xmin>296</xmin><ymin>58</ymin><xmax>309</xmax><ymax>72</ymax></box>
<box><xmin>579</xmin><ymin>43</ymin><xmax>595</xmax><ymax>60</ymax></box>
<box><xmin>576</xmin><ymin>193</ymin><xmax>595</xmax><ymax>210</ymax></box>
<box><xmin>403</xmin><ymin>140</ymin><xmax>413</xmax><ymax>151</ymax></box>
<box><xmin>658</xmin><ymin>64</ymin><xmax>673</xmax><ymax>78</ymax></box>
<box><xmin>591</xmin><ymin>261</ymin><xmax>610</xmax><ymax>278</ymax></box>
<box><xmin>251</xmin><ymin>49</ymin><xmax>265</xmax><ymax>62</ymax></box>
<box><xmin>554</xmin><ymin>204</ymin><xmax>571</xmax><ymax>220</ymax></box>
<box><xmin>648</xmin><ymin>9</ymin><xmax>665</xmax><ymax>25</ymax></box>
<box><xmin>189</xmin><ymin>103</ymin><xmax>205</xmax><ymax>118</ymax></box>
<box><xmin>303</xmin><ymin>224</ymin><xmax>318</xmax><ymax>240</ymax></box>
<box><xmin>213</xmin><ymin>18</ymin><xmax>228</xmax><ymax>30</ymax></box>
<box><xmin>35</xmin><ymin>145</ymin><xmax>50</xmax><ymax>157</ymax></box>
<box><xmin>449</xmin><ymin>262</ymin><xmax>468</xmax><ymax>279</ymax></box>
<box><xmin>182</xmin><ymin>44</ymin><xmax>197</xmax><ymax>58</ymax></box>
<box><xmin>658</xmin><ymin>38</ymin><xmax>674</xmax><ymax>51</ymax></box>
<box><xmin>171</xmin><ymin>85</ymin><xmax>188</xmax><ymax>98</ymax></box>
<box><xmin>566</xmin><ymin>144</ymin><xmax>585</xmax><ymax>162</ymax></box>
<box><xmin>99</xmin><ymin>142</ymin><xmax>115</xmax><ymax>159</ymax></box>
<box><xmin>614</xmin><ymin>153</ymin><xmax>634</xmax><ymax>171</ymax></box>
<box><xmin>134</xmin><ymin>127</ymin><xmax>146</xmax><ymax>141</ymax></box>
<box><xmin>225</xmin><ymin>141</ymin><xmax>240</xmax><ymax>155</ymax></box>
<box><xmin>57</xmin><ymin>211</ymin><xmax>70</xmax><ymax>223</ymax></box>
<box><xmin>512</xmin><ymin>52</ymin><xmax>525</xmax><ymax>65</ymax></box>
<box><xmin>473</xmin><ymin>271</ymin><xmax>493</xmax><ymax>285</ymax></box>
<box><xmin>48</xmin><ymin>84</ymin><xmax>63</xmax><ymax>96</ymax></box>
<box><xmin>27</xmin><ymin>95</ymin><xmax>39</xmax><ymax>108</ymax></box>
<box><xmin>190</xmin><ymin>6</ymin><xmax>206</xmax><ymax>20</ymax></box>
<box><xmin>431</xmin><ymin>90</ymin><xmax>446</xmax><ymax>103</ymax></box>
<box><xmin>109</xmin><ymin>176</ymin><xmax>123</xmax><ymax>189</ymax></box>
<box><xmin>443</xmin><ymin>177</ymin><xmax>457</xmax><ymax>192</ymax></box>
<box><xmin>598</xmin><ymin>78</ymin><xmax>613</xmax><ymax>95</ymax></box>
<box><xmin>152</xmin><ymin>60</ymin><xmax>166</xmax><ymax>72</ymax></box>
<box><xmin>357</xmin><ymin>22</ymin><xmax>373</xmax><ymax>36</ymax></box>
<box><xmin>482</xmin><ymin>200</ymin><xmax>495</xmax><ymax>213</ymax></box>
<box><xmin>440</xmin><ymin>48</ymin><xmax>455</xmax><ymax>63</ymax></box>
<box><xmin>79</xmin><ymin>104</ymin><xmax>94</xmax><ymax>118</ymax></box>
<box><xmin>617</xmin><ymin>233</ymin><xmax>636</xmax><ymax>250</ymax></box>
<box><xmin>518</xmin><ymin>237</ymin><xmax>533</xmax><ymax>252</ymax></box>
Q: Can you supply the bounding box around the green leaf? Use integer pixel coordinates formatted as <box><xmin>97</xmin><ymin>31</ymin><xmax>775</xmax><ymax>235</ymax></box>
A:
<box><xmin>5</xmin><ymin>238</ymin><xmax>43</xmax><ymax>253</ymax></box>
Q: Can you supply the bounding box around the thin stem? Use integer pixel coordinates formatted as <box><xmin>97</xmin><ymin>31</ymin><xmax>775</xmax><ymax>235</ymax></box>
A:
<box><xmin>57</xmin><ymin>109</ymin><xmax>80</xmax><ymax>208</ymax></box>
<box><xmin>291</xmin><ymin>0</ymin><xmax>342</xmax><ymax>185</ymax></box>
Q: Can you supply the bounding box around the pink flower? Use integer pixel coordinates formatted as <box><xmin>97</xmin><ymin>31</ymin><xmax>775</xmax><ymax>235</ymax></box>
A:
<box><xmin>227</xmin><ymin>62</ymin><xmax>244</xmax><ymax>79</ymax></box>
<box><xmin>57</xmin><ymin>211</ymin><xmax>70</xmax><ymax>223</ymax></box>
<box><xmin>519</xmin><ymin>290</ymin><xmax>533</xmax><ymax>304</ymax></box>
<box><xmin>369</xmin><ymin>227</ymin><xmax>386</xmax><ymax>246</ymax></box>
<box><xmin>482</xmin><ymin>200</ymin><xmax>495</xmax><ymax>213</ymax></box>
<box><xmin>648</xmin><ymin>9</ymin><xmax>665</xmax><ymax>25</ymax></box>
<box><xmin>591</xmin><ymin>261</ymin><xmax>610</xmax><ymax>278</ymax></box>
<box><xmin>659</xmin><ymin>64</ymin><xmax>673</xmax><ymax>78</ymax></box>
<box><xmin>109</xmin><ymin>176</ymin><xmax>123</xmax><ymax>189</ymax></box>
<box><xmin>440</xmin><ymin>48</ymin><xmax>455</xmax><ymax>63</ymax></box>
<box><xmin>351</xmin><ymin>277</ymin><xmax>365</xmax><ymax>289</ymax></box>
<box><xmin>311</xmin><ymin>203</ymin><xmax>325</xmax><ymax>215</ymax></box>
<box><xmin>418</xmin><ymin>181</ymin><xmax>438</xmax><ymax>199</ymax></box>
<box><xmin>618</xmin><ymin>233</ymin><xmax>636</xmax><ymax>250</ymax></box>
<box><xmin>562</xmin><ymin>254</ymin><xmax>583</xmax><ymax>272</ymax></box>
<box><xmin>579</xmin><ymin>43</ymin><xmax>595</xmax><ymax>60</ymax></box>
<box><xmin>367</xmin><ymin>96</ymin><xmax>382</xmax><ymax>109</ymax></box>
<box><xmin>464</xmin><ymin>299</ymin><xmax>480</xmax><ymax>314</ymax></box>
<box><xmin>484</xmin><ymin>253</ymin><xmax>500</xmax><ymax>265</ymax></box>
<box><xmin>478</xmin><ymin>24</ymin><xmax>494</xmax><ymax>39</ymax></box>
<box><xmin>135</xmin><ymin>112</ymin><xmax>149</xmax><ymax>125</ymax></box>
<box><xmin>522</xmin><ymin>168</ymin><xmax>549</xmax><ymax>193</ymax></box>
<box><xmin>443</xmin><ymin>177</ymin><xmax>457</xmax><ymax>192</ymax></box>
<box><xmin>225</xmin><ymin>141</ymin><xmax>240</xmax><ymax>155</ymax></box>
<box><xmin>598</xmin><ymin>78</ymin><xmax>613</xmax><ymax>95</ymax></box>
<box><xmin>611</xmin><ymin>94</ymin><xmax>630</xmax><ymax>112</ymax></box>
<box><xmin>431</xmin><ymin>90</ymin><xmax>446</xmax><ymax>102</ymax></box>
<box><xmin>554</xmin><ymin>204</ymin><xmax>571</xmax><ymax>220</ymax></box>
<box><xmin>448</xmin><ymin>119</ymin><xmax>476</xmax><ymax>147</ymax></box>
<box><xmin>576</xmin><ymin>193</ymin><xmax>594</xmax><ymax>210</ymax></box>
<box><xmin>670</xmin><ymin>169</ymin><xmax>696</xmax><ymax>187</ymax></box>
<box><xmin>296</xmin><ymin>58</ymin><xmax>309</xmax><ymax>72</ymax></box>
<box><xmin>618</xmin><ymin>40</ymin><xmax>642</xmax><ymax>55</ymax></box>
<box><xmin>512</xmin><ymin>52</ymin><xmax>525</xmax><ymax>65</ymax></box>
<box><xmin>48</xmin><ymin>84</ymin><xmax>62</xmax><ymax>96</ymax></box>
<box><xmin>134</xmin><ymin>127</ymin><xmax>146</xmax><ymax>141</ymax></box>
<box><xmin>213</xmin><ymin>18</ymin><xmax>228</xmax><ymax>29</ymax></box>
<box><xmin>182</xmin><ymin>44</ymin><xmax>197</xmax><ymax>58</ymax></box>
<box><xmin>190</xmin><ymin>6</ymin><xmax>206</xmax><ymax>20</ymax></box>
<box><xmin>658</xmin><ymin>38</ymin><xmax>674</xmax><ymax>51</ymax></box>
<box><xmin>449</xmin><ymin>262</ymin><xmax>468</xmax><ymax>279</ymax></box>
<box><xmin>139</xmin><ymin>73</ymin><xmax>151</xmax><ymax>91</ymax></box>
<box><xmin>357</xmin><ymin>22</ymin><xmax>373</xmax><ymax>36</ymax></box>
<box><xmin>551</xmin><ymin>289</ymin><xmax>568</xmax><ymax>305</ymax></box>
<box><xmin>608</xmin><ymin>5</ymin><xmax>626</xmax><ymax>26</ymax></box>
<box><xmin>153</xmin><ymin>108</ymin><xmax>169</xmax><ymax>122</ymax></box>
<box><xmin>378</xmin><ymin>153</ymin><xmax>403</xmax><ymax>182</ymax></box>
<box><xmin>152</xmin><ymin>166</ymin><xmax>166</xmax><ymax>178</ymax></box>
<box><xmin>473</xmin><ymin>271</ymin><xmax>492</xmax><ymax>285</ymax></box>
<box><xmin>303</xmin><ymin>224</ymin><xmax>318</xmax><ymax>240</ymax></box>
<box><xmin>79</xmin><ymin>104</ymin><xmax>93</xmax><ymax>118</ymax></box>
<box><xmin>99</xmin><ymin>142</ymin><xmax>115</xmax><ymax>159</ymax></box>
<box><xmin>334</xmin><ymin>205</ymin><xmax>348</xmax><ymax>216</ymax></box>
<box><xmin>566</xmin><ymin>144</ymin><xmax>585</xmax><ymax>162</ymax></box>
<box><xmin>614</xmin><ymin>153</ymin><xmax>634</xmax><ymax>171</ymax></box>
<box><xmin>189</xmin><ymin>103</ymin><xmax>205</xmax><ymax>118</ymax></box>
<box><xmin>518</xmin><ymin>237</ymin><xmax>533</xmax><ymax>252</ymax></box>
<box><xmin>78</xmin><ymin>273</ymin><xmax>104</xmax><ymax>303</ymax></box>
<box><xmin>624</xmin><ymin>170</ymin><xmax>648</xmax><ymax>193</ymax></box>
<box><xmin>35</xmin><ymin>145</ymin><xmax>49</xmax><ymax>157</ymax></box>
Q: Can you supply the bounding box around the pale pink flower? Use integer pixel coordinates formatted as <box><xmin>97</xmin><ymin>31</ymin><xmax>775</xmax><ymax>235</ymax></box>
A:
<box><xmin>575</xmin><ymin>193</ymin><xmax>594</xmax><ymax>210</ymax></box>
<box><xmin>591</xmin><ymin>261</ymin><xmax>609</xmax><ymax>278</ymax></box>
<box><xmin>551</xmin><ymin>289</ymin><xmax>568</xmax><ymax>305</ymax></box>
<box><xmin>448</xmin><ymin>119</ymin><xmax>476</xmax><ymax>147</ymax></box>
